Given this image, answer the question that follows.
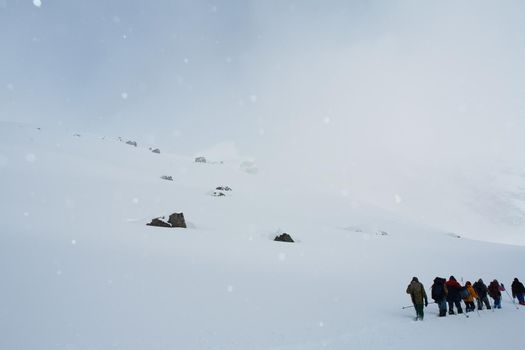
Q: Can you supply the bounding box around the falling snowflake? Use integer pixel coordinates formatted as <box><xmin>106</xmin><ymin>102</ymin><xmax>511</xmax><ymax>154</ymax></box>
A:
<box><xmin>71</xmin><ymin>240</ymin><xmax>77</xmax><ymax>245</ymax></box>
<box><xmin>227</xmin><ymin>285</ymin><xmax>234</xmax><ymax>292</ymax></box>
<box><xmin>250</xmin><ymin>95</ymin><xmax>257</xmax><ymax>103</ymax></box>
<box><xmin>323</xmin><ymin>117</ymin><xmax>331</xmax><ymax>124</ymax></box>
<box><xmin>33</xmin><ymin>0</ymin><xmax>42</xmax><ymax>7</ymax></box>
<box><xmin>132</xmin><ymin>198</ymin><xmax>139</xmax><ymax>204</ymax></box>
<box><xmin>121</xmin><ymin>92</ymin><xmax>128</xmax><ymax>100</ymax></box>
<box><xmin>394</xmin><ymin>194</ymin><xmax>402</xmax><ymax>204</ymax></box>
<box><xmin>25</xmin><ymin>153</ymin><xmax>36</xmax><ymax>163</ymax></box>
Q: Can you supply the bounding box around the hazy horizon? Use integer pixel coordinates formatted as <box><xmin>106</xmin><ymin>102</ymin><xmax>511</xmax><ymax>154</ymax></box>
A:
<box><xmin>2</xmin><ymin>0</ymin><xmax>524</xmax><ymax>176</ymax></box>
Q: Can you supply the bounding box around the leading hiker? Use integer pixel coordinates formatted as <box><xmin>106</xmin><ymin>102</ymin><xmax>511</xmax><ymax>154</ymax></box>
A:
<box><xmin>406</xmin><ymin>277</ymin><xmax>428</xmax><ymax>320</ymax></box>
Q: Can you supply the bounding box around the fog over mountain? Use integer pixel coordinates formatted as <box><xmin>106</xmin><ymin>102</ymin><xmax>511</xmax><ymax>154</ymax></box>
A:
<box><xmin>2</xmin><ymin>3</ymin><xmax>525</xmax><ymax>349</ymax></box>
<box><xmin>1</xmin><ymin>0</ymin><xmax>524</xmax><ymax>241</ymax></box>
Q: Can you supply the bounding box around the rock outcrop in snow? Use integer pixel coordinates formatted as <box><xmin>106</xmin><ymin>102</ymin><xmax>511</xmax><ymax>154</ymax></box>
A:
<box><xmin>147</xmin><ymin>212</ymin><xmax>187</xmax><ymax>228</ymax></box>
<box><xmin>274</xmin><ymin>233</ymin><xmax>294</xmax><ymax>243</ymax></box>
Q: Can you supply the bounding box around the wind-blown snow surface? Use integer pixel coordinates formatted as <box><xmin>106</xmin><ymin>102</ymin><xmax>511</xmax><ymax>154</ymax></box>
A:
<box><xmin>1</xmin><ymin>122</ymin><xmax>524</xmax><ymax>350</ymax></box>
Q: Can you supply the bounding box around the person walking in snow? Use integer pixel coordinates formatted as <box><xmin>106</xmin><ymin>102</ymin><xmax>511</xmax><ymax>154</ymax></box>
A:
<box><xmin>511</xmin><ymin>278</ymin><xmax>525</xmax><ymax>305</ymax></box>
<box><xmin>473</xmin><ymin>278</ymin><xmax>491</xmax><ymax>310</ymax></box>
<box><xmin>431</xmin><ymin>277</ymin><xmax>448</xmax><ymax>317</ymax></box>
<box><xmin>463</xmin><ymin>281</ymin><xmax>478</xmax><ymax>312</ymax></box>
<box><xmin>488</xmin><ymin>279</ymin><xmax>502</xmax><ymax>309</ymax></box>
<box><xmin>445</xmin><ymin>276</ymin><xmax>463</xmax><ymax>314</ymax></box>
<box><xmin>406</xmin><ymin>277</ymin><xmax>428</xmax><ymax>321</ymax></box>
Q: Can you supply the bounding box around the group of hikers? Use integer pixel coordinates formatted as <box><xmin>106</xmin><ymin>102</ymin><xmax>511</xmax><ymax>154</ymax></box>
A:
<box><xmin>406</xmin><ymin>276</ymin><xmax>525</xmax><ymax>320</ymax></box>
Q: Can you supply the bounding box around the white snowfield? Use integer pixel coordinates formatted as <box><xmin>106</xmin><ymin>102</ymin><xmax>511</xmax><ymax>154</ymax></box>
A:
<box><xmin>0</xmin><ymin>122</ymin><xmax>524</xmax><ymax>350</ymax></box>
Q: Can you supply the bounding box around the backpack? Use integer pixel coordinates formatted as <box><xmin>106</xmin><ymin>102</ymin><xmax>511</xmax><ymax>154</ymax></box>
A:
<box><xmin>459</xmin><ymin>286</ymin><xmax>469</xmax><ymax>299</ymax></box>
<box><xmin>432</xmin><ymin>282</ymin><xmax>445</xmax><ymax>300</ymax></box>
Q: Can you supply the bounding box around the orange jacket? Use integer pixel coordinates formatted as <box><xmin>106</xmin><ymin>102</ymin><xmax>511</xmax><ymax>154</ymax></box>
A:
<box><xmin>464</xmin><ymin>284</ymin><xmax>478</xmax><ymax>302</ymax></box>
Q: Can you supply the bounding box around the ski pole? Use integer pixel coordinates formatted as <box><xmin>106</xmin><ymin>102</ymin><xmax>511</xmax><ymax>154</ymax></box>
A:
<box><xmin>402</xmin><ymin>302</ymin><xmax>435</xmax><ymax>309</ymax></box>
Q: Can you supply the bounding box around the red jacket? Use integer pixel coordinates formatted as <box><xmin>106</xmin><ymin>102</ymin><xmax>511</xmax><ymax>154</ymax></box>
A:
<box><xmin>445</xmin><ymin>279</ymin><xmax>462</xmax><ymax>301</ymax></box>
<box><xmin>446</xmin><ymin>280</ymin><xmax>461</xmax><ymax>289</ymax></box>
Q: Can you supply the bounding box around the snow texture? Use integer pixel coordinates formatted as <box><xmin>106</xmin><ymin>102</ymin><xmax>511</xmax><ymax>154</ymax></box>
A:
<box><xmin>0</xmin><ymin>122</ymin><xmax>524</xmax><ymax>350</ymax></box>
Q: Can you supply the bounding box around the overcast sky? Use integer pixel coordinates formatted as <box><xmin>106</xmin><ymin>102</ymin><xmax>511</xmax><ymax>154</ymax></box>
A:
<box><xmin>1</xmin><ymin>0</ymin><xmax>524</xmax><ymax>176</ymax></box>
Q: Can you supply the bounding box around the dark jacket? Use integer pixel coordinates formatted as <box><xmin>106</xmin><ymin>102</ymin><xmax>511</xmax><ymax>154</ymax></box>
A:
<box><xmin>407</xmin><ymin>278</ymin><xmax>428</xmax><ymax>306</ymax></box>
<box><xmin>473</xmin><ymin>279</ymin><xmax>488</xmax><ymax>299</ymax></box>
<box><xmin>488</xmin><ymin>280</ymin><xmax>502</xmax><ymax>298</ymax></box>
<box><xmin>446</xmin><ymin>277</ymin><xmax>462</xmax><ymax>302</ymax></box>
<box><xmin>511</xmin><ymin>278</ymin><xmax>525</xmax><ymax>298</ymax></box>
<box><xmin>431</xmin><ymin>277</ymin><xmax>448</xmax><ymax>301</ymax></box>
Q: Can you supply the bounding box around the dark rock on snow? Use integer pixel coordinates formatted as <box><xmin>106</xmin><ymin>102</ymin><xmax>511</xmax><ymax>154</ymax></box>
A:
<box><xmin>126</xmin><ymin>140</ymin><xmax>138</xmax><ymax>147</ymax></box>
<box><xmin>168</xmin><ymin>212</ymin><xmax>187</xmax><ymax>228</ymax></box>
<box><xmin>147</xmin><ymin>218</ymin><xmax>172</xmax><ymax>228</ymax></box>
<box><xmin>274</xmin><ymin>233</ymin><xmax>294</xmax><ymax>243</ymax></box>
<box><xmin>152</xmin><ymin>148</ymin><xmax>161</xmax><ymax>154</ymax></box>
<box><xmin>195</xmin><ymin>156</ymin><xmax>207</xmax><ymax>163</ymax></box>
<box><xmin>160</xmin><ymin>175</ymin><xmax>173</xmax><ymax>181</ymax></box>
<box><xmin>147</xmin><ymin>212</ymin><xmax>187</xmax><ymax>228</ymax></box>
<box><xmin>216</xmin><ymin>186</ymin><xmax>232</xmax><ymax>191</ymax></box>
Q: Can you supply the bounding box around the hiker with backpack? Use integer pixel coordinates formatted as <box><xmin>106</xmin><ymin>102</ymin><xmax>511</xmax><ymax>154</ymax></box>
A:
<box><xmin>488</xmin><ymin>279</ymin><xmax>502</xmax><ymax>309</ymax></box>
<box><xmin>511</xmin><ymin>278</ymin><xmax>525</xmax><ymax>305</ymax></box>
<box><xmin>445</xmin><ymin>276</ymin><xmax>464</xmax><ymax>314</ymax></box>
<box><xmin>431</xmin><ymin>277</ymin><xmax>448</xmax><ymax>317</ymax></box>
<box><xmin>463</xmin><ymin>281</ymin><xmax>478</xmax><ymax>312</ymax></box>
<box><xmin>473</xmin><ymin>278</ymin><xmax>491</xmax><ymax>310</ymax></box>
<box><xmin>406</xmin><ymin>277</ymin><xmax>428</xmax><ymax>320</ymax></box>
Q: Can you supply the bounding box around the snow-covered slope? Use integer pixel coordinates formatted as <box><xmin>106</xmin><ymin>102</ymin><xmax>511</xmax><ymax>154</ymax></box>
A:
<box><xmin>1</xmin><ymin>122</ymin><xmax>524</xmax><ymax>350</ymax></box>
